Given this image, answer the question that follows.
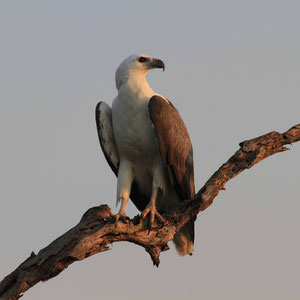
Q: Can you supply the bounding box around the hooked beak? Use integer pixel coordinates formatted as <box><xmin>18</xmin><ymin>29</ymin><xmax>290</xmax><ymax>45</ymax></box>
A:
<box><xmin>150</xmin><ymin>58</ymin><xmax>165</xmax><ymax>71</ymax></box>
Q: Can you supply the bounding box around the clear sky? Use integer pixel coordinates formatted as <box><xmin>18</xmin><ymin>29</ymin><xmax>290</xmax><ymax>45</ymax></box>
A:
<box><xmin>0</xmin><ymin>1</ymin><xmax>299</xmax><ymax>299</ymax></box>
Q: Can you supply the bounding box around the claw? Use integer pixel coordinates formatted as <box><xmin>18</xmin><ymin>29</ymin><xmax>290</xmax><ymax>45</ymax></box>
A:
<box><xmin>114</xmin><ymin>213</ymin><xmax>129</xmax><ymax>228</ymax></box>
<box><xmin>141</xmin><ymin>204</ymin><xmax>165</xmax><ymax>232</ymax></box>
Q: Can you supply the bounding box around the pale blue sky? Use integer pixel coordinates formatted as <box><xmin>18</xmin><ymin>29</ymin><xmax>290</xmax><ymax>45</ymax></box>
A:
<box><xmin>1</xmin><ymin>1</ymin><xmax>299</xmax><ymax>299</ymax></box>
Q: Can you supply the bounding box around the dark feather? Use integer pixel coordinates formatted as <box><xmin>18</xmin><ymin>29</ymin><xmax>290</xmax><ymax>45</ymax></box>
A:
<box><xmin>148</xmin><ymin>96</ymin><xmax>195</xmax><ymax>242</ymax></box>
<box><xmin>95</xmin><ymin>102</ymin><xmax>119</xmax><ymax>175</ymax></box>
<box><xmin>148</xmin><ymin>96</ymin><xmax>195</xmax><ymax>200</ymax></box>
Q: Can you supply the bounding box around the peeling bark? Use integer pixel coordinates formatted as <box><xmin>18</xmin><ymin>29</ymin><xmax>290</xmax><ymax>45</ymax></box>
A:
<box><xmin>0</xmin><ymin>124</ymin><xmax>299</xmax><ymax>300</ymax></box>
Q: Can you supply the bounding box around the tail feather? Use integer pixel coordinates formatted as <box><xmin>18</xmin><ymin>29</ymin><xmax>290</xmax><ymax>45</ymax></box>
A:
<box><xmin>173</xmin><ymin>220</ymin><xmax>194</xmax><ymax>256</ymax></box>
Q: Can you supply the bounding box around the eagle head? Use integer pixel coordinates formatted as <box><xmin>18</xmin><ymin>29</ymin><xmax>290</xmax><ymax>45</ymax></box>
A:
<box><xmin>115</xmin><ymin>54</ymin><xmax>165</xmax><ymax>90</ymax></box>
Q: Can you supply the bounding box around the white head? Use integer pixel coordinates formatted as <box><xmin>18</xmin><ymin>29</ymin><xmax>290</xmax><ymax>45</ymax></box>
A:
<box><xmin>115</xmin><ymin>54</ymin><xmax>165</xmax><ymax>90</ymax></box>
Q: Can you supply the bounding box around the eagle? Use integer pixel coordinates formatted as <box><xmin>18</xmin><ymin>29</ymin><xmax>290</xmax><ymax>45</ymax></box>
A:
<box><xmin>95</xmin><ymin>54</ymin><xmax>195</xmax><ymax>256</ymax></box>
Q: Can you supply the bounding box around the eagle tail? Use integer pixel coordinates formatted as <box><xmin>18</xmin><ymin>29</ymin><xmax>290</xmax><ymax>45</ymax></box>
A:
<box><xmin>173</xmin><ymin>220</ymin><xmax>194</xmax><ymax>256</ymax></box>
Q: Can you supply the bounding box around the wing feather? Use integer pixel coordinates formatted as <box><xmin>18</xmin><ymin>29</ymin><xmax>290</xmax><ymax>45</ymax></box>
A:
<box><xmin>148</xmin><ymin>96</ymin><xmax>195</xmax><ymax>201</ymax></box>
<box><xmin>95</xmin><ymin>102</ymin><xmax>119</xmax><ymax>175</ymax></box>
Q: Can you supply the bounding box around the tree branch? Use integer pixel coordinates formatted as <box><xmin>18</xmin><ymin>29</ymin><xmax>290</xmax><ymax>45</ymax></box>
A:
<box><xmin>0</xmin><ymin>124</ymin><xmax>299</xmax><ymax>300</ymax></box>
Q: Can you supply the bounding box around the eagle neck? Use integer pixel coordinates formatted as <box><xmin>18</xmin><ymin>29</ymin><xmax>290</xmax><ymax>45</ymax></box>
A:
<box><xmin>118</xmin><ymin>73</ymin><xmax>154</xmax><ymax>99</ymax></box>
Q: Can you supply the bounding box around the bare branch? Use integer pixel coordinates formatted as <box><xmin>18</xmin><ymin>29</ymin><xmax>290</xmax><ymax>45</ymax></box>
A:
<box><xmin>0</xmin><ymin>124</ymin><xmax>299</xmax><ymax>300</ymax></box>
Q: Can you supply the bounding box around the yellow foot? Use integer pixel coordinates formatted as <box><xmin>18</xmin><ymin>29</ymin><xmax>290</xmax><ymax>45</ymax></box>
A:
<box><xmin>141</xmin><ymin>204</ymin><xmax>165</xmax><ymax>231</ymax></box>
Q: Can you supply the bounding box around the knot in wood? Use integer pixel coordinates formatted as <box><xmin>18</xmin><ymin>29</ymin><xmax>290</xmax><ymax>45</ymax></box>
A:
<box><xmin>80</xmin><ymin>205</ymin><xmax>113</xmax><ymax>223</ymax></box>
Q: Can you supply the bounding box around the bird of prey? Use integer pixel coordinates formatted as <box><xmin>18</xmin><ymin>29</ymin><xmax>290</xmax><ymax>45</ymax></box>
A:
<box><xmin>95</xmin><ymin>54</ymin><xmax>195</xmax><ymax>256</ymax></box>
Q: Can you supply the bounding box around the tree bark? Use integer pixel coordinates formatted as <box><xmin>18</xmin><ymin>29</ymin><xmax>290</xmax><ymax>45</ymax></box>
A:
<box><xmin>0</xmin><ymin>124</ymin><xmax>299</xmax><ymax>300</ymax></box>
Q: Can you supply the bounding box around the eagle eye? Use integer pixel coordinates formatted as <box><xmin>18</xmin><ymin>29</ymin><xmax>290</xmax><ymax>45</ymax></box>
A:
<box><xmin>138</xmin><ymin>57</ymin><xmax>147</xmax><ymax>63</ymax></box>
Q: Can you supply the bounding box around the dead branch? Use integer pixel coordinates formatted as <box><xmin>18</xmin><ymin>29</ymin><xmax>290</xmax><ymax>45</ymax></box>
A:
<box><xmin>0</xmin><ymin>124</ymin><xmax>299</xmax><ymax>300</ymax></box>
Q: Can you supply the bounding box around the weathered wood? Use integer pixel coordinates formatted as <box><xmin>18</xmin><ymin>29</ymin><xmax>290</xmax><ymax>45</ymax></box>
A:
<box><xmin>0</xmin><ymin>124</ymin><xmax>299</xmax><ymax>300</ymax></box>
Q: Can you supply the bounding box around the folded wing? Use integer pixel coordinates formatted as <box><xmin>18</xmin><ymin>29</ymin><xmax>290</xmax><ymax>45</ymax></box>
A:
<box><xmin>95</xmin><ymin>102</ymin><xmax>149</xmax><ymax>211</ymax></box>
<box><xmin>148</xmin><ymin>96</ymin><xmax>195</xmax><ymax>201</ymax></box>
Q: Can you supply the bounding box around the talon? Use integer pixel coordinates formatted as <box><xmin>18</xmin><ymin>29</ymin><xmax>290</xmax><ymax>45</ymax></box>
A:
<box><xmin>114</xmin><ymin>214</ymin><xmax>120</xmax><ymax>228</ymax></box>
<box><xmin>141</xmin><ymin>204</ymin><xmax>165</xmax><ymax>232</ymax></box>
<box><xmin>141</xmin><ymin>207</ymin><xmax>150</xmax><ymax>219</ymax></box>
<box><xmin>155</xmin><ymin>212</ymin><xmax>165</xmax><ymax>224</ymax></box>
<box><xmin>114</xmin><ymin>213</ymin><xmax>128</xmax><ymax>228</ymax></box>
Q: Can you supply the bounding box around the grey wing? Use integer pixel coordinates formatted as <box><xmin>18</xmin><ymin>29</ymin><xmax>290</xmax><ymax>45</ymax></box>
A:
<box><xmin>148</xmin><ymin>95</ymin><xmax>195</xmax><ymax>201</ymax></box>
<box><xmin>95</xmin><ymin>102</ymin><xmax>149</xmax><ymax>211</ymax></box>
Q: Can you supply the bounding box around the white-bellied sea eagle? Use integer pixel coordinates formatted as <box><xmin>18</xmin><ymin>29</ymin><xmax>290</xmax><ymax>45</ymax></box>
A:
<box><xmin>95</xmin><ymin>54</ymin><xmax>195</xmax><ymax>256</ymax></box>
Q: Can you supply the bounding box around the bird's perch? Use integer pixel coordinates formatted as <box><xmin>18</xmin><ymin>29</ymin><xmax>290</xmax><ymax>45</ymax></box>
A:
<box><xmin>0</xmin><ymin>124</ymin><xmax>299</xmax><ymax>300</ymax></box>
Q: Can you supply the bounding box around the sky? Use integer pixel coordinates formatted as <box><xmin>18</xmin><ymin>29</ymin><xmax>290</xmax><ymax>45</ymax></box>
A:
<box><xmin>0</xmin><ymin>1</ymin><xmax>299</xmax><ymax>299</ymax></box>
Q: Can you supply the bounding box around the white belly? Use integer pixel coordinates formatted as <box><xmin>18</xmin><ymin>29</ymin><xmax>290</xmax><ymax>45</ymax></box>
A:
<box><xmin>112</xmin><ymin>91</ymin><xmax>171</xmax><ymax>200</ymax></box>
<box><xmin>111</xmin><ymin>87</ymin><xmax>182</xmax><ymax>214</ymax></box>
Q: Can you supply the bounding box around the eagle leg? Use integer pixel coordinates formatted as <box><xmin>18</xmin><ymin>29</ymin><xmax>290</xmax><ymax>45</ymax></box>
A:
<box><xmin>141</xmin><ymin>189</ymin><xmax>165</xmax><ymax>231</ymax></box>
<box><xmin>114</xmin><ymin>197</ymin><xmax>129</xmax><ymax>227</ymax></box>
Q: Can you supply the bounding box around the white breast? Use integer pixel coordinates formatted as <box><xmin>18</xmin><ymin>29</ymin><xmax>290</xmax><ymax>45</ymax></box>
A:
<box><xmin>111</xmin><ymin>75</ymin><xmax>170</xmax><ymax>201</ymax></box>
<box><xmin>112</xmin><ymin>92</ymin><xmax>158</xmax><ymax>164</ymax></box>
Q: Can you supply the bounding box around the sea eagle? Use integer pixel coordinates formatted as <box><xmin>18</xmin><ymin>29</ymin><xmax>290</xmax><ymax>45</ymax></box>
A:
<box><xmin>95</xmin><ymin>54</ymin><xmax>195</xmax><ymax>256</ymax></box>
